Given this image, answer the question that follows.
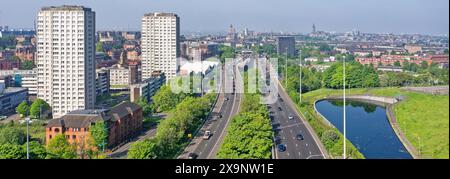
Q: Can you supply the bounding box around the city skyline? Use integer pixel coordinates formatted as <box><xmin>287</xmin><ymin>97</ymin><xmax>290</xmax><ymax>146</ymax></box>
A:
<box><xmin>0</xmin><ymin>0</ymin><xmax>448</xmax><ymax>35</ymax></box>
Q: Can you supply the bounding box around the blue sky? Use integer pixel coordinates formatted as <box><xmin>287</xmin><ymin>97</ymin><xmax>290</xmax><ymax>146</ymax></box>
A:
<box><xmin>0</xmin><ymin>0</ymin><xmax>448</xmax><ymax>35</ymax></box>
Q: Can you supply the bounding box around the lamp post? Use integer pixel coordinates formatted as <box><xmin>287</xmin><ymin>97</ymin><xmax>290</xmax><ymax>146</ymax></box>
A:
<box><xmin>343</xmin><ymin>55</ymin><xmax>346</xmax><ymax>159</ymax></box>
<box><xmin>25</xmin><ymin>117</ymin><xmax>30</xmax><ymax>159</ymax></box>
<box><xmin>285</xmin><ymin>47</ymin><xmax>288</xmax><ymax>88</ymax></box>
<box><xmin>299</xmin><ymin>50</ymin><xmax>302</xmax><ymax>104</ymax></box>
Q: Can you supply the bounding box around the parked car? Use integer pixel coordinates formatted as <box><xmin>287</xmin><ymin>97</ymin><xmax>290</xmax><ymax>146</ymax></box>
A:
<box><xmin>278</xmin><ymin>107</ymin><xmax>282</xmax><ymax>111</ymax></box>
<box><xmin>288</xmin><ymin>115</ymin><xmax>294</xmax><ymax>120</ymax></box>
<box><xmin>0</xmin><ymin>116</ymin><xmax>7</xmax><ymax>121</ymax></box>
<box><xmin>203</xmin><ymin>130</ymin><xmax>212</xmax><ymax>140</ymax></box>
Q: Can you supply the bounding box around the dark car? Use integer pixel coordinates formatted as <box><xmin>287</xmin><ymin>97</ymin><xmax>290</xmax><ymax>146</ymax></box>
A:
<box><xmin>278</xmin><ymin>107</ymin><xmax>283</xmax><ymax>111</ymax></box>
<box><xmin>279</xmin><ymin>98</ymin><xmax>284</xmax><ymax>102</ymax></box>
<box><xmin>296</xmin><ymin>134</ymin><xmax>304</xmax><ymax>141</ymax></box>
<box><xmin>274</xmin><ymin>136</ymin><xmax>282</xmax><ymax>144</ymax></box>
<box><xmin>188</xmin><ymin>153</ymin><xmax>198</xmax><ymax>159</ymax></box>
<box><xmin>277</xmin><ymin>144</ymin><xmax>286</xmax><ymax>152</ymax></box>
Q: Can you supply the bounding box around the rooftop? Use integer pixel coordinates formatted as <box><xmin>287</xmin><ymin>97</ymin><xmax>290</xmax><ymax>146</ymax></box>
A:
<box><xmin>41</xmin><ymin>5</ymin><xmax>91</xmax><ymax>12</ymax></box>
<box><xmin>144</xmin><ymin>12</ymin><xmax>178</xmax><ymax>17</ymax></box>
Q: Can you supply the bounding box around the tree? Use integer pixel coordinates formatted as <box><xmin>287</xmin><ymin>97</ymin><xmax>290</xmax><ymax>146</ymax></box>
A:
<box><xmin>420</xmin><ymin>61</ymin><xmax>429</xmax><ymax>69</ymax></box>
<box><xmin>30</xmin><ymin>99</ymin><xmax>50</xmax><ymax>119</ymax></box>
<box><xmin>25</xmin><ymin>141</ymin><xmax>47</xmax><ymax>159</ymax></box>
<box><xmin>136</xmin><ymin>97</ymin><xmax>152</xmax><ymax>117</ymax></box>
<box><xmin>0</xmin><ymin>127</ymin><xmax>26</xmax><ymax>145</ymax></box>
<box><xmin>152</xmin><ymin>85</ymin><xmax>189</xmax><ymax>112</ymax></box>
<box><xmin>0</xmin><ymin>144</ymin><xmax>26</xmax><ymax>159</ymax></box>
<box><xmin>20</xmin><ymin>60</ymin><xmax>35</xmax><ymax>70</ymax></box>
<box><xmin>96</xmin><ymin>42</ymin><xmax>103</xmax><ymax>52</ymax></box>
<box><xmin>16</xmin><ymin>101</ymin><xmax>30</xmax><ymax>117</ymax></box>
<box><xmin>394</xmin><ymin>61</ymin><xmax>401</xmax><ymax>67</ymax></box>
<box><xmin>89</xmin><ymin>121</ymin><xmax>108</xmax><ymax>152</ymax></box>
<box><xmin>128</xmin><ymin>139</ymin><xmax>158</xmax><ymax>159</ymax></box>
<box><xmin>46</xmin><ymin>134</ymin><xmax>77</xmax><ymax>159</ymax></box>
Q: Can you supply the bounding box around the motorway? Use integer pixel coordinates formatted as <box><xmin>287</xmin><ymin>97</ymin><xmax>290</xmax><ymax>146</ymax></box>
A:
<box><xmin>178</xmin><ymin>59</ymin><xmax>241</xmax><ymax>159</ymax></box>
<box><xmin>269</xmin><ymin>87</ymin><xmax>324</xmax><ymax>159</ymax></box>
<box><xmin>263</xmin><ymin>57</ymin><xmax>325</xmax><ymax>159</ymax></box>
<box><xmin>190</xmin><ymin>92</ymin><xmax>241</xmax><ymax>159</ymax></box>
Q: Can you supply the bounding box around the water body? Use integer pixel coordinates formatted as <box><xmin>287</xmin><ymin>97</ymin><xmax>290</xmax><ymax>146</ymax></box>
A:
<box><xmin>315</xmin><ymin>99</ymin><xmax>412</xmax><ymax>159</ymax></box>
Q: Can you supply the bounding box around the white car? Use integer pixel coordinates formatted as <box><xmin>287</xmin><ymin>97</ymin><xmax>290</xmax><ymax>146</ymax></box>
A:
<box><xmin>288</xmin><ymin>115</ymin><xmax>294</xmax><ymax>120</ymax></box>
<box><xmin>0</xmin><ymin>116</ymin><xmax>7</xmax><ymax>121</ymax></box>
<box><xmin>203</xmin><ymin>131</ymin><xmax>212</xmax><ymax>140</ymax></box>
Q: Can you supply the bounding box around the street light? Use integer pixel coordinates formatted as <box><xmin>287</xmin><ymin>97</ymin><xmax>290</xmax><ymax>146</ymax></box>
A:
<box><xmin>299</xmin><ymin>50</ymin><xmax>302</xmax><ymax>104</ymax></box>
<box><xmin>343</xmin><ymin>55</ymin><xmax>347</xmax><ymax>159</ymax></box>
<box><xmin>25</xmin><ymin>117</ymin><xmax>30</xmax><ymax>159</ymax></box>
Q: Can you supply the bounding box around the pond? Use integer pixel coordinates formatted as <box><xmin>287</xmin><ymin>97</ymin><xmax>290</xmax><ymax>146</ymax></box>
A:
<box><xmin>315</xmin><ymin>99</ymin><xmax>412</xmax><ymax>159</ymax></box>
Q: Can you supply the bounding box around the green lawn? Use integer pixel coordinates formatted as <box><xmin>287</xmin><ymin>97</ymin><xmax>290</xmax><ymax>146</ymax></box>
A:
<box><xmin>297</xmin><ymin>87</ymin><xmax>449</xmax><ymax>159</ymax></box>
<box><xmin>393</xmin><ymin>92</ymin><xmax>449</xmax><ymax>159</ymax></box>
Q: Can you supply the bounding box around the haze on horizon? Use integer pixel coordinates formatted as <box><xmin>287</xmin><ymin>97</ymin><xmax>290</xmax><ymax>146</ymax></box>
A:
<box><xmin>0</xmin><ymin>0</ymin><xmax>448</xmax><ymax>35</ymax></box>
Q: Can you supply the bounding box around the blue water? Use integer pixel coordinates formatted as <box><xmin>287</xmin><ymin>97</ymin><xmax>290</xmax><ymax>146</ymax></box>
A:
<box><xmin>315</xmin><ymin>99</ymin><xmax>412</xmax><ymax>159</ymax></box>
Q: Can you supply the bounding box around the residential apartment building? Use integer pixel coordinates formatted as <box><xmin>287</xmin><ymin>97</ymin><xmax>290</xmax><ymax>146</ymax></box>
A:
<box><xmin>130</xmin><ymin>72</ymin><xmax>165</xmax><ymax>103</ymax></box>
<box><xmin>96</xmin><ymin>68</ymin><xmax>110</xmax><ymax>95</ymax></box>
<box><xmin>0</xmin><ymin>85</ymin><xmax>28</xmax><ymax>116</ymax></box>
<box><xmin>36</xmin><ymin>6</ymin><xmax>96</xmax><ymax>118</ymax></box>
<box><xmin>45</xmin><ymin>102</ymin><xmax>143</xmax><ymax>149</ymax></box>
<box><xmin>141</xmin><ymin>12</ymin><xmax>180</xmax><ymax>80</ymax></box>
<box><xmin>109</xmin><ymin>65</ymin><xmax>130</xmax><ymax>88</ymax></box>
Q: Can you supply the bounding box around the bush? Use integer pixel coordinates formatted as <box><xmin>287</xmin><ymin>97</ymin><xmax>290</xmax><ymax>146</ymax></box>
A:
<box><xmin>0</xmin><ymin>127</ymin><xmax>26</xmax><ymax>145</ymax></box>
<box><xmin>321</xmin><ymin>130</ymin><xmax>340</xmax><ymax>149</ymax></box>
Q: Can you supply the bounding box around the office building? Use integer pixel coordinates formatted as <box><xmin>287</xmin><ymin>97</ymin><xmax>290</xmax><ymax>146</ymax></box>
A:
<box><xmin>277</xmin><ymin>36</ymin><xmax>296</xmax><ymax>57</ymax></box>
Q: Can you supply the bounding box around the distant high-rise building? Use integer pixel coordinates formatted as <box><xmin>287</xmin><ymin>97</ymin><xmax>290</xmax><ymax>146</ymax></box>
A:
<box><xmin>141</xmin><ymin>12</ymin><xmax>180</xmax><ymax>80</ymax></box>
<box><xmin>312</xmin><ymin>24</ymin><xmax>316</xmax><ymax>33</ymax></box>
<box><xmin>277</xmin><ymin>36</ymin><xmax>296</xmax><ymax>57</ymax></box>
<box><xmin>36</xmin><ymin>5</ymin><xmax>96</xmax><ymax>118</ymax></box>
<box><xmin>226</xmin><ymin>24</ymin><xmax>237</xmax><ymax>42</ymax></box>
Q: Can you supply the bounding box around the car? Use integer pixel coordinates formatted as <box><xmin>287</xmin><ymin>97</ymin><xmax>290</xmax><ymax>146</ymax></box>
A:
<box><xmin>288</xmin><ymin>115</ymin><xmax>294</xmax><ymax>120</ymax></box>
<box><xmin>279</xmin><ymin>98</ymin><xmax>284</xmax><ymax>102</ymax></box>
<box><xmin>203</xmin><ymin>130</ymin><xmax>212</xmax><ymax>140</ymax></box>
<box><xmin>188</xmin><ymin>153</ymin><xmax>198</xmax><ymax>159</ymax></box>
<box><xmin>296</xmin><ymin>134</ymin><xmax>304</xmax><ymax>141</ymax></box>
<box><xmin>218</xmin><ymin>113</ymin><xmax>223</xmax><ymax>118</ymax></box>
<box><xmin>278</xmin><ymin>107</ymin><xmax>282</xmax><ymax>111</ymax></box>
<box><xmin>0</xmin><ymin>116</ymin><xmax>7</xmax><ymax>121</ymax></box>
<box><xmin>225</xmin><ymin>98</ymin><xmax>229</xmax><ymax>101</ymax></box>
<box><xmin>277</xmin><ymin>144</ymin><xmax>286</xmax><ymax>152</ymax></box>
<box><xmin>274</xmin><ymin>136</ymin><xmax>282</xmax><ymax>144</ymax></box>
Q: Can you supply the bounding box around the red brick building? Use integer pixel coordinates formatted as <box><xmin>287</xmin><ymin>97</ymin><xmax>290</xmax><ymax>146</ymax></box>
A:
<box><xmin>46</xmin><ymin>102</ymin><xmax>143</xmax><ymax>149</ymax></box>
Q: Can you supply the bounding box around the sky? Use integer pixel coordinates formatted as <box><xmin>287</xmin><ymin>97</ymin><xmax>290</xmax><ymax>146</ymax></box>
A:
<box><xmin>0</xmin><ymin>0</ymin><xmax>448</xmax><ymax>35</ymax></box>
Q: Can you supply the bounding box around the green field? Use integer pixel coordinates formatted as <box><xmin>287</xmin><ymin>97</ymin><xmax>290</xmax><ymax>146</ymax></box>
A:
<box><xmin>296</xmin><ymin>87</ymin><xmax>449</xmax><ymax>159</ymax></box>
